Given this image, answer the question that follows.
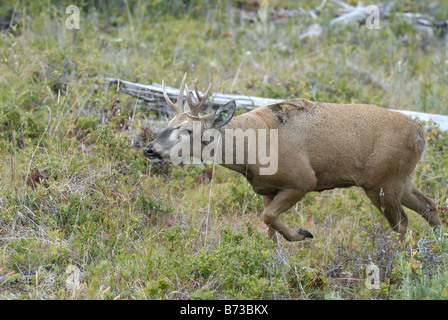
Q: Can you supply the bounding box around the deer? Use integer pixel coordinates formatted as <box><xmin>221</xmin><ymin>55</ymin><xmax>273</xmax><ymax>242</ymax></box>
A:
<box><xmin>143</xmin><ymin>73</ymin><xmax>442</xmax><ymax>242</ymax></box>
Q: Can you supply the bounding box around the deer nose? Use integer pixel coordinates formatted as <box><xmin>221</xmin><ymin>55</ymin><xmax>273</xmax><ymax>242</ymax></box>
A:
<box><xmin>143</xmin><ymin>144</ymin><xmax>156</xmax><ymax>157</ymax></box>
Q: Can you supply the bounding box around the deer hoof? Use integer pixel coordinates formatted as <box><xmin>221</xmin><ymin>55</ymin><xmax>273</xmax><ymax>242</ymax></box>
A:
<box><xmin>297</xmin><ymin>228</ymin><xmax>313</xmax><ymax>239</ymax></box>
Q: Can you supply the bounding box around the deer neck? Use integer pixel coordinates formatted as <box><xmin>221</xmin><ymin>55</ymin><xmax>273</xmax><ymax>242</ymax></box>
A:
<box><xmin>210</xmin><ymin>112</ymin><xmax>270</xmax><ymax>176</ymax></box>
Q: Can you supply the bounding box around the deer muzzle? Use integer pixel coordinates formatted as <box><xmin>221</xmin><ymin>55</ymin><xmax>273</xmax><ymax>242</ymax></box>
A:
<box><xmin>143</xmin><ymin>143</ymin><xmax>163</xmax><ymax>161</ymax></box>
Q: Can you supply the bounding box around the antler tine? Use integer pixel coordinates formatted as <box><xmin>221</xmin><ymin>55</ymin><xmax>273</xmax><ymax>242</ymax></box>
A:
<box><xmin>185</xmin><ymin>79</ymin><xmax>212</xmax><ymax>116</ymax></box>
<box><xmin>162</xmin><ymin>73</ymin><xmax>187</xmax><ymax>114</ymax></box>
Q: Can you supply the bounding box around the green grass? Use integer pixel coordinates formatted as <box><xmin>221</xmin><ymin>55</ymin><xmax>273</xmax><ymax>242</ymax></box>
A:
<box><xmin>0</xmin><ymin>0</ymin><xmax>447</xmax><ymax>300</ymax></box>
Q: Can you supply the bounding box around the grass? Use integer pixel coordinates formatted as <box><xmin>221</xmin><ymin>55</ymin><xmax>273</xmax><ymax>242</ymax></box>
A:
<box><xmin>0</xmin><ymin>0</ymin><xmax>447</xmax><ymax>300</ymax></box>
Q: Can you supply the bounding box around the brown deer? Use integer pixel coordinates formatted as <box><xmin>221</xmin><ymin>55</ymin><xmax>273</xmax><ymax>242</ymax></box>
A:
<box><xmin>143</xmin><ymin>74</ymin><xmax>442</xmax><ymax>242</ymax></box>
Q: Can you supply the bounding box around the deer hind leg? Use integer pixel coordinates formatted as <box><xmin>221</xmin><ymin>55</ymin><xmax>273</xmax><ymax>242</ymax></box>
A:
<box><xmin>401</xmin><ymin>181</ymin><xmax>441</xmax><ymax>227</ymax></box>
<box><xmin>262</xmin><ymin>190</ymin><xmax>313</xmax><ymax>242</ymax></box>
<box><xmin>365</xmin><ymin>187</ymin><xmax>409</xmax><ymax>239</ymax></box>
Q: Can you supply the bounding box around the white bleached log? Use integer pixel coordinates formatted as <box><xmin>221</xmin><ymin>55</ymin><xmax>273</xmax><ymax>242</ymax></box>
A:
<box><xmin>106</xmin><ymin>77</ymin><xmax>448</xmax><ymax>131</ymax></box>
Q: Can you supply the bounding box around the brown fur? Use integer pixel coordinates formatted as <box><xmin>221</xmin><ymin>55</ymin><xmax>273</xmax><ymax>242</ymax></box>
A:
<box><xmin>144</xmin><ymin>89</ymin><xmax>442</xmax><ymax>242</ymax></box>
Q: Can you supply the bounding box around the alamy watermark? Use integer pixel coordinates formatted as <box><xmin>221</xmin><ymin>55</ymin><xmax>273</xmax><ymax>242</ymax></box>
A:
<box><xmin>64</xmin><ymin>4</ymin><xmax>380</xmax><ymax>31</ymax></box>
<box><xmin>65</xmin><ymin>5</ymin><xmax>80</xmax><ymax>30</ymax></box>
<box><xmin>365</xmin><ymin>262</ymin><xmax>380</xmax><ymax>289</ymax></box>
<box><xmin>65</xmin><ymin>264</ymin><xmax>81</xmax><ymax>291</ymax></box>
<box><xmin>366</xmin><ymin>5</ymin><xmax>380</xmax><ymax>30</ymax></box>
<box><xmin>167</xmin><ymin>122</ymin><xmax>279</xmax><ymax>176</ymax></box>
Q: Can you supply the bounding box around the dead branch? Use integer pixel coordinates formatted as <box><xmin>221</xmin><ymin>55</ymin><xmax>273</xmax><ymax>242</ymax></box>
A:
<box><xmin>105</xmin><ymin>77</ymin><xmax>278</xmax><ymax>116</ymax></box>
<box><xmin>106</xmin><ymin>77</ymin><xmax>448</xmax><ymax>131</ymax></box>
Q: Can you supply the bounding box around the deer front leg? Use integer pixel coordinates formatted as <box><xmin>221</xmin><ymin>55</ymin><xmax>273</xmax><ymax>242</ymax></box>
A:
<box><xmin>262</xmin><ymin>195</ymin><xmax>278</xmax><ymax>241</ymax></box>
<box><xmin>262</xmin><ymin>189</ymin><xmax>313</xmax><ymax>242</ymax></box>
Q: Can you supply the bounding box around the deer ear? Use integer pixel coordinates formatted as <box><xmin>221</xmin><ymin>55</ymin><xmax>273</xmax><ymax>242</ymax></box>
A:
<box><xmin>207</xmin><ymin>100</ymin><xmax>236</xmax><ymax>128</ymax></box>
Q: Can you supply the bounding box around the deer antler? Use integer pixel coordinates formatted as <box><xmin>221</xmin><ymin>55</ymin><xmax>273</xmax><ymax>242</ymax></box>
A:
<box><xmin>185</xmin><ymin>79</ymin><xmax>212</xmax><ymax>116</ymax></box>
<box><xmin>162</xmin><ymin>73</ymin><xmax>187</xmax><ymax>114</ymax></box>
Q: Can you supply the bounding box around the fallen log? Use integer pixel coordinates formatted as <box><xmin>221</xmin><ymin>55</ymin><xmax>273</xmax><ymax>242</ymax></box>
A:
<box><xmin>106</xmin><ymin>77</ymin><xmax>448</xmax><ymax>131</ymax></box>
<box><xmin>105</xmin><ymin>77</ymin><xmax>278</xmax><ymax>116</ymax></box>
